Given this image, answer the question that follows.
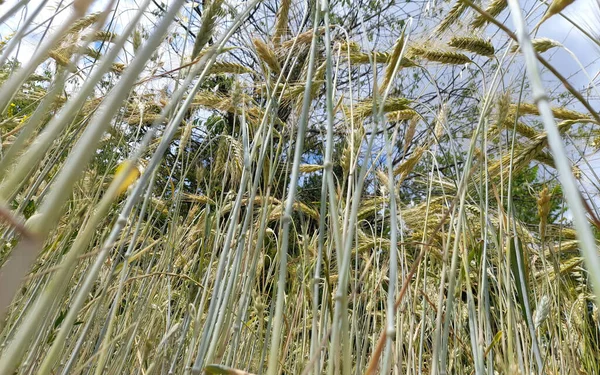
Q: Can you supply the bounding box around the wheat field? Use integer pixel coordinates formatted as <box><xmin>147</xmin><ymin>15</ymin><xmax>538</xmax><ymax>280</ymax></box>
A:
<box><xmin>0</xmin><ymin>0</ymin><xmax>599</xmax><ymax>374</ymax></box>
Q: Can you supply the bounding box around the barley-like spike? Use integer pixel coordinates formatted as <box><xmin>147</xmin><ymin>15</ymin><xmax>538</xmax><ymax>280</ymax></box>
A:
<box><xmin>48</xmin><ymin>51</ymin><xmax>77</xmax><ymax>72</ymax></box>
<box><xmin>535</xmin><ymin>151</ymin><xmax>555</xmax><ymax>168</ymax></box>
<box><xmin>403</xmin><ymin>115</ymin><xmax>419</xmax><ymax>154</ymax></box>
<box><xmin>448</xmin><ymin>36</ymin><xmax>495</xmax><ymax>56</ymax></box>
<box><xmin>512</xmin><ymin>121</ymin><xmax>539</xmax><ymax>139</ymax></box>
<box><xmin>394</xmin><ymin>146</ymin><xmax>426</xmax><ymax>178</ymax></box>
<box><xmin>191</xmin><ymin>0</ymin><xmax>224</xmax><ymax>59</ymax></box>
<box><xmin>179</xmin><ymin>120</ymin><xmax>193</xmax><ymax>153</ymax></box>
<box><xmin>437</xmin><ymin>1</ymin><xmax>468</xmax><ymax>34</ymax></box>
<box><xmin>126</xmin><ymin>113</ymin><xmax>164</xmax><ymax>126</ymax></box>
<box><xmin>538</xmin><ymin>186</ymin><xmax>551</xmax><ymax>238</ymax></box>
<box><xmin>510</xmin><ymin>103</ymin><xmax>590</xmax><ymax>121</ymax></box>
<box><xmin>572</xmin><ymin>165</ymin><xmax>582</xmax><ymax>180</ymax></box>
<box><xmin>434</xmin><ymin>103</ymin><xmax>447</xmax><ymax>140</ymax></box>
<box><xmin>375</xmin><ymin>170</ymin><xmax>390</xmax><ymax>195</ymax></box>
<box><xmin>273</xmin><ymin>0</ymin><xmax>292</xmax><ymax>46</ymax></box>
<box><xmin>471</xmin><ymin>0</ymin><xmax>508</xmax><ymax>28</ymax></box>
<box><xmin>340</xmin><ymin>41</ymin><xmax>388</xmax><ymax>65</ymax></box>
<box><xmin>231</xmin><ymin>80</ymin><xmax>242</xmax><ymax>108</ymax></box>
<box><xmin>533</xmin><ymin>295</ymin><xmax>550</xmax><ymax>329</ymax></box>
<box><xmin>535</xmin><ymin>0</ymin><xmax>577</xmax><ymax>30</ymax></box>
<box><xmin>111</xmin><ymin>63</ymin><xmax>125</xmax><ymax>74</ymax></box>
<box><xmin>88</xmin><ymin>31</ymin><xmax>117</xmax><ymax>43</ymax></box>
<box><xmin>194</xmin><ymin>92</ymin><xmax>230</xmax><ymax>110</ymax></box>
<box><xmin>209</xmin><ymin>62</ymin><xmax>252</xmax><ymax>75</ymax></box>
<box><xmin>386</xmin><ymin>109</ymin><xmax>418</xmax><ymax>121</ymax></box>
<box><xmin>299</xmin><ymin>164</ymin><xmax>323</xmax><ymax>173</ymax></box>
<box><xmin>347</xmin><ymin>97</ymin><xmax>411</xmax><ymax>121</ymax></box>
<box><xmin>192</xmin><ymin>91</ymin><xmax>264</xmax><ymax>123</ymax></box>
<box><xmin>498</xmin><ymin>115</ymin><xmax>540</xmax><ymax>139</ymax></box>
<box><xmin>253</xmin><ymin>39</ymin><xmax>281</xmax><ymax>73</ymax></box>
<box><xmin>381</xmin><ymin>32</ymin><xmax>406</xmax><ymax>91</ymax></box>
<box><xmin>510</xmin><ymin>37</ymin><xmax>561</xmax><ymax>53</ymax></box>
<box><xmin>532</xmin><ymin>37</ymin><xmax>561</xmax><ymax>52</ymax></box>
<box><xmin>83</xmin><ymin>47</ymin><xmax>101</xmax><ymax>60</ymax></box>
<box><xmin>492</xmin><ymin>118</ymin><xmax>579</xmax><ymax>179</ymax></box>
<box><xmin>348</xmin><ymin>51</ymin><xmax>390</xmax><ymax>64</ymax></box>
<box><xmin>132</xmin><ymin>28</ymin><xmax>142</xmax><ymax>53</ymax></box>
<box><xmin>280</xmin><ymin>27</ymin><xmax>325</xmax><ymax>51</ymax></box>
<box><xmin>67</xmin><ymin>12</ymin><xmax>101</xmax><ymax>35</ymax></box>
<box><xmin>410</xmin><ymin>46</ymin><xmax>471</xmax><ymax>65</ymax></box>
<box><xmin>382</xmin><ymin>97</ymin><xmax>412</xmax><ymax>113</ymax></box>
<box><xmin>496</xmin><ymin>91</ymin><xmax>511</xmax><ymax>125</ymax></box>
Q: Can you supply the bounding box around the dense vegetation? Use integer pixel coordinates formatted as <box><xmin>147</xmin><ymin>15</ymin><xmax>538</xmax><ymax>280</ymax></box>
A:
<box><xmin>0</xmin><ymin>0</ymin><xmax>599</xmax><ymax>374</ymax></box>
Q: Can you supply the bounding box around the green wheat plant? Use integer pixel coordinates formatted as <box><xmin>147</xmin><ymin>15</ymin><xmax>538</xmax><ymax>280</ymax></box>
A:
<box><xmin>0</xmin><ymin>0</ymin><xmax>599</xmax><ymax>374</ymax></box>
